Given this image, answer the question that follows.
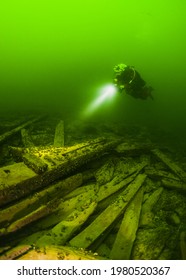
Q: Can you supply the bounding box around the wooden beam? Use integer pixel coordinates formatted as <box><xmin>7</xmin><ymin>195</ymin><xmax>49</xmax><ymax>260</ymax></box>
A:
<box><xmin>0</xmin><ymin>115</ymin><xmax>47</xmax><ymax>145</ymax></box>
<box><xmin>69</xmin><ymin>174</ymin><xmax>146</xmax><ymax>249</ymax></box>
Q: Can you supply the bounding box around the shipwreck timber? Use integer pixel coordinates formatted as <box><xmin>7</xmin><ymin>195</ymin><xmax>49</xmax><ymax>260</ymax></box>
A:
<box><xmin>0</xmin><ymin>114</ymin><xmax>186</xmax><ymax>260</ymax></box>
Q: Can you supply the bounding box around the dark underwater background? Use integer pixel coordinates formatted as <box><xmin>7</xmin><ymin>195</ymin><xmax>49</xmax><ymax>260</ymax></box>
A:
<box><xmin>0</xmin><ymin>0</ymin><xmax>186</xmax><ymax>150</ymax></box>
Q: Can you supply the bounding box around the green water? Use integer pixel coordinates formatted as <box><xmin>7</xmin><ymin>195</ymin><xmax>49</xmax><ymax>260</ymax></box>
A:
<box><xmin>0</xmin><ymin>0</ymin><xmax>186</xmax><ymax>142</ymax></box>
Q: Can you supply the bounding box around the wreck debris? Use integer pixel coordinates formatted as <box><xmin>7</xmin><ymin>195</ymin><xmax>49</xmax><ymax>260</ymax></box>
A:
<box><xmin>0</xmin><ymin>162</ymin><xmax>37</xmax><ymax>206</ymax></box>
<box><xmin>6</xmin><ymin>199</ymin><xmax>58</xmax><ymax>234</ymax></box>
<box><xmin>0</xmin><ymin>173</ymin><xmax>84</xmax><ymax>232</ymax></box>
<box><xmin>110</xmin><ymin>187</ymin><xmax>144</xmax><ymax>259</ymax></box>
<box><xmin>0</xmin><ymin>244</ymin><xmax>32</xmax><ymax>260</ymax></box>
<box><xmin>0</xmin><ymin>244</ymin><xmax>103</xmax><ymax>260</ymax></box>
<box><xmin>151</xmin><ymin>148</ymin><xmax>186</xmax><ymax>181</ymax></box>
<box><xmin>32</xmin><ymin>185</ymin><xmax>98</xmax><ymax>232</ymax></box>
<box><xmin>97</xmin><ymin>172</ymin><xmax>137</xmax><ymax>202</ymax></box>
<box><xmin>162</xmin><ymin>178</ymin><xmax>186</xmax><ymax>193</ymax></box>
<box><xmin>0</xmin><ymin>115</ymin><xmax>186</xmax><ymax>260</ymax></box>
<box><xmin>132</xmin><ymin>227</ymin><xmax>171</xmax><ymax>260</ymax></box>
<box><xmin>97</xmin><ymin>159</ymin><xmax>148</xmax><ymax>202</ymax></box>
<box><xmin>95</xmin><ymin>159</ymin><xmax>115</xmax><ymax>185</ymax></box>
<box><xmin>36</xmin><ymin>201</ymin><xmax>97</xmax><ymax>246</ymax></box>
<box><xmin>69</xmin><ymin>174</ymin><xmax>146</xmax><ymax>249</ymax></box>
<box><xmin>140</xmin><ymin>187</ymin><xmax>163</xmax><ymax>227</ymax></box>
<box><xmin>18</xmin><ymin>245</ymin><xmax>103</xmax><ymax>260</ymax></box>
<box><xmin>54</xmin><ymin>120</ymin><xmax>65</xmax><ymax>147</ymax></box>
<box><xmin>22</xmin><ymin>153</ymin><xmax>48</xmax><ymax>174</ymax></box>
<box><xmin>21</xmin><ymin>128</ymin><xmax>34</xmax><ymax>147</ymax></box>
<box><xmin>145</xmin><ymin>167</ymin><xmax>180</xmax><ymax>181</ymax></box>
<box><xmin>0</xmin><ymin>138</ymin><xmax>120</xmax><ymax>207</ymax></box>
<box><xmin>116</xmin><ymin>142</ymin><xmax>152</xmax><ymax>156</ymax></box>
<box><xmin>0</xmin><ymin>115</ymin><xmax>47</xmax><ymax>145</ymax></box>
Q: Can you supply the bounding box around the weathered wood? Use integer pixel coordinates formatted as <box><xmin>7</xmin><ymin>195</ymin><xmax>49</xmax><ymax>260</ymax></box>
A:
<box><xmin>5</xmin><ymin>199</ymin><xmax>59</xmax><ymax>234</ymax></box>
<box><xmin>98</xmin><ymin>172</ymin><xmax>137</xmax><ymax>203</ymax></box>
<box><xmin>0</xmin><ymin>246</ymin><xmax>11</xmax><ymax>254</ymax></box>
<box><xmin>0</xmin><ymin>244</ymin><xmax>32</xmax><ymax>260</ymax></box>
<box><xmin>0</xmin><ymin>162</ymin><xmax>37</xmax><ymax>206</ymax></box>
<box><xmin>94</xmin><ymin>171</ymin><xmax>145</xmax><ymax>227</ymax></box>
<box><xmin>17</xmin><ymin>245</ymin><xmax>103</xmax><ymax>260</ymax></box>
<box><xmin>8</xmin><ymin>146</ymin><xmax>25</xmax><ymax>161</ymax></box>
<box><xmin>36</xmin><ymin>201</ymin><xmax>97</xmax><ymax>246</ymax></box>
<box><xmin>54</xmin><ymin>120</ymin><xmax>64</xmax><ymax>147</ymax></box>
<box><xmin>69</xmin><ymin>174</ymin><xmax>147</xmax><ymax>249</ymax></box>
<box><xmin>9</xmin><ymin>187</ymin><xmax>98</xmax><ymax>244</ymax></box>
<box><xmin>32</xmin><ymin>186</ymin><xmax>97</xmax><ymax>231</ymax></box>
<box><xmin>9</xmin><ymin>137</ymin><xmax>107</xmax><ymax>163</ymax></box>
<box><xmin>0</xmin><ymin>244</ymin><xmax>103</xmax><ymax>260</ymax></box>
<box><xmin>0</xmin><ymin>138</ymin><xmax>121</xmax><ymax>207</ymax></box>
<box><xmin>97</xmin><ymin>160</ymin><xmax>147</xmax><ymax>202</ymax></box>
<box><xmin>0</xmin><ymin>115</ymin><xmax>46</xmax><ymax>145</ymax></box>
<box><xmin>151</xmin><ymin>148</ymin><xmax>186</xmax><ymax>181</ymax></box>
<box><xmin>115</xmin><ymin>142</ymin><xmax>153</xmax><ymax>155</ymax></box>
<box><xmin>0</xmin><ymin>173</ymin><xmax>83</xmax><ymax>228</ymax></box>
<box><xmin>22</xmin><ymin>153</ymin><xmax>48</xmax><ymax>174</ymax></box>
<box><xmin>132</xmin><ymin>227</ymin><xmax>171</xmax><ymax>260</ymax></box>
<box><xmin>0</xmin><ymin>162</ymin><xmax>36</xmax><ymax>185</ymax></box>
<box><xmin>63</xmin><ymin>183</ymin><xmax>98</xmax><ymax>200</ymax></box>
<box><xmin>21</xmin><ymin>128</ymin><xmax>34</xmax><ymax>147</ymax></box>
<box><xmin>140</xmin><ymin>187</ymin><xmax>163</xmax><ymax>227</ymax></box>
<box><xmin>110</xmin><ymin>188</ymin><xmax>144</xmax><ymax>259</ymax></box>
<box><xmin>95</xmin><ymin>159</ymin><xmax>115</xmax><ymax>185</ymax></box>
<box><xmin>162</xmin><ymin>178</ymin><xmax>186</xmax><ymax>193</ymax></box>
<box><xmin>145</xmin><ymin>167</ymin><xmax>180</xmax><ymax>181</ymax></box>
<box><xmin>96</xmin><ymin>189</ymin><xmax>125</xmax><ymax>213</ymax></box>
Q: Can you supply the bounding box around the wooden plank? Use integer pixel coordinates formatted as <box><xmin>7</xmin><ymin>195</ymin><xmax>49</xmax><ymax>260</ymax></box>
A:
<box><xmin>11</xmin><ymin>187</ymin><xmax>98</xmax><ymax>243</ymax></box>
<box><xmin>63</xmin><ymin>183</ymin><xmax>98</xmax><ymax>200</ymax></box>
<box><xmin>110</xmin><ymin>188</ymin><xmax>144</xmax><ymax>259</ymax></box>
<box><xmin>0</xmin><ymin>115</ymin><xmax>46</xmax><ymax>145</ymax></box>
<box><xmin>97</xmin><ymin>160</ymin><xmax>147</xmax><ymax>202</ymax></box>
<box><xmin>32</xmin><ymin>187</ymin><xmax>97</xmax><ymax>231</ymax></box>
<box><xmin>0</xmin><ymin>244</ymin><xmax>103</xmax><ymax>260</ymax></box>
<box><xmin>0</xmin><ymin>162</ymin><xmax>36</xmax><ymax>186</ymax></box>
<box><xmin>116</xmin><ymin>142</ymin><xmax>153</xmax><ymax>155</ymax></box>
<box><xmin>17</xmin><ymin>245</ymin><xmax>103</xmax><ymax>260</ymax></box>
<box><xmin>6</xmin><ymin>199</ymin><xmax>58</xmax><ymax>234</ymax></box>
<box><xmin>69</xmin><ymin>174</ymin><xmax>147</xmax><ymax>249</ymax></box>
<box><xmin>162</xmin><ymin>178</ymin><xmax>186</xmax><ymax>193</ymax></box>
<box><xmin>145</xmin><ymin>167</ymin><xmax>180</xmax><ymax>181</ymax></box>
<box><xmin>151</xmin><ymin>148</ymin><xmax>186</xmax><ymax>181</ymax></box>
<box><xmin>140</xmin><ymin>187</ymin><xmax>163</xmax><ymax>227</ymax></box>
<box><xmin>0</xmin><ymin>138</ymin><xmax>121</xmax><ymax>207</ymax></box>
<box><xmin>21</xmin><ymin>128</ymin><xmax>34</xmax><ymax>147</ymax></box>
<box><xmin>132</xmin><ymin>227</ymin><xmax>171</xmax><ymax>260</ymax></box>
<box><xmin>54</xmin><ymin>120</ymin><xmax>64</xmax><ymax>147</ymax></box>
<box><xmin>0</xmin><ymin>245</ymin><xmax>32</xmax><ymax>260</ymax></box>
<box><xmin>98</xmin><ymin>173</ymin><xmax>137</xmax><ymax>202</ymax></box>
<box><xmin>36</xmin><ymin>201</ymin><xmax>97</xmax><ymax>246</ymax></box>
<box><xmin>22</xmin><ymin>153</ymin><xmax>48</xmax><ymax>174</ymax></box>
<box><xmin>0</xmin><ymin>173</ymin><xmax>83</xmax><ymax>227</ymax></box>
<box><xmin>0</xmin><ymin>162</ymin><xmax>37</xmax><ymax>206</ymax></box>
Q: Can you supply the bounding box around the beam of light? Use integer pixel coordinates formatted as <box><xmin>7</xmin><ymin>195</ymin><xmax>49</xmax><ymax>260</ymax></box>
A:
<box><xmin>83</xmin><ymin>84</ymin><xmax>117</xmax><ymax>117</ymax></box>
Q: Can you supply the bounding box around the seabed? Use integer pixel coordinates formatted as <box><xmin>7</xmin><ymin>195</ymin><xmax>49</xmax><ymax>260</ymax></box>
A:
<box><xmin>0</xmin><ymin>112</ymin><xmax>186</xmax><ymax>260</ymax></box>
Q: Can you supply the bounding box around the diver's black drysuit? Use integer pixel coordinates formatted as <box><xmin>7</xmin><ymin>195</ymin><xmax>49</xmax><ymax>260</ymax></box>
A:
<box><xmin>113</xmin><ymin>64</ymin><xmax>153</xmax><ymax>100</ymax></box>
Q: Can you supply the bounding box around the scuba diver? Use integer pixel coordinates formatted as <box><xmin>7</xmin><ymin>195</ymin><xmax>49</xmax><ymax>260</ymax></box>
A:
<box><xmin>113</xmin><ymin>64</ymin><xmax>153</xmax><ymax>100</ymax></box>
